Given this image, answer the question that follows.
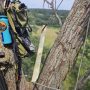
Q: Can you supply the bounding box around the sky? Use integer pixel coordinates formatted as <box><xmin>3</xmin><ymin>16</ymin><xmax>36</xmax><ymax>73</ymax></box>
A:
<box><xmin>21</xmin><ymin>0</ymin><xmax>75</xmax><ymax>10</ymax></box>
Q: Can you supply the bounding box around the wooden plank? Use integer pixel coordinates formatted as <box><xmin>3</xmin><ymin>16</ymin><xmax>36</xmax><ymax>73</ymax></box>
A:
<box><xmin>31</xmin><ymin>25</ymin><xmax>47</xmax><ymax>83</ymax></box>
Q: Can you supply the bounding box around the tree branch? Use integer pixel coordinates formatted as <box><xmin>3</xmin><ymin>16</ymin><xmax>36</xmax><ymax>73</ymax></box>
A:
<box><xmin>43</xmin><ymin>0</ymin><xmax>62</xmax><ymax>26</ymax></box>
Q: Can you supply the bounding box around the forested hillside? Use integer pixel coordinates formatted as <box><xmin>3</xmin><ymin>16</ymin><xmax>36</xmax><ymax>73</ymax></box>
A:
<box><xmin>28</xmin><ymin>9</ymin><xmax>69</xmax><ymax>26</ymax></box>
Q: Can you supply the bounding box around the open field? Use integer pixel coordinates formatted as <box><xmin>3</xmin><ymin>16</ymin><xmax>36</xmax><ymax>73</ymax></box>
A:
<box><xmin>31</xmin><ymin>26</ymin><xmax>59</xmax><ymax>48</ymax></box>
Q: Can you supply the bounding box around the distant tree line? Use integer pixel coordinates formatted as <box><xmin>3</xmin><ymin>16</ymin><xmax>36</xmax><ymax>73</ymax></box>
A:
<box><xmin>28</xmin><ymin>9</ymin><xmax>69</xmax><ymax>27</ymax></box>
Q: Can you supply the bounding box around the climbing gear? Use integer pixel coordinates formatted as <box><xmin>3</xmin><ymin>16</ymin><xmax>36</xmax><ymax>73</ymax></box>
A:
<box><xmin>32</xmin><ymin>25</ymin><xmax>47</xmax><ymax>83</ymax></box>
<box><xmin>0</xmin><ymin>0</ymin><xmax>35</xmax><ymax>82</ymax></box>
<box><xmin>0</xmin><ymin>15</ymin><xmax>12</xmax><ymax>45</ymax></box>
<box><xmin>5</xmin><ymin>0</ymin><xmax>35</xmax><ymax>56</ymax></box>
<box><xmin>7</xmin><ymin>10</ymin><xmax>35</xmax><ymax>56</ymax></box>
<box><xmin>10</xmin><ymin>0</ymin><xmax>28</xmax><ymax>28</ymax></box>
<box><xmin>10</xmin><ymin>0</ymin><xmax>35</xmax><ymax>54</ymax></box>
<box><xmin>21</xmin><ymin>36</ymin><xmax>35</xmax><ymax>54</ymax></box>
<box><xmin>15</xmin><ymin>27</ymin><xmax>35</xmax><ymax>54</ymax></box>
<box><xmin>15</xmin><ymin>55</ymin><xmax>22</xmax><ymax>82</ymax></box>
<box><xmin>6</xmin><ymin>11</ymin><xmax>27</xmax><ymax>57</ymax></box>
<box><xmin>0</xmin><ymin>15</ymin><xmax>13</xmax><ymax>57</ymax></box>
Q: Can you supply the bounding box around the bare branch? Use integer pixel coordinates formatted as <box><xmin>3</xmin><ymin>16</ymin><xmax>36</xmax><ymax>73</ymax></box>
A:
<box><xmin>43</xmin><ymin>0</ymin><xmax>45</xmax><ymax>8</ymax></box>
<box><xmin>44</xmin><ymin>0</ymin><xmax>52</xmax><ymax>5</ymax></box>
<box><xmin>43</xmin><ymin>0</ymin><xmax>63</xmax><ymax>26</ymax></box>
<box><xmin>57</xmin><ymin>0</ymin><xmax>64</xmax><ymax>10</ymax></box>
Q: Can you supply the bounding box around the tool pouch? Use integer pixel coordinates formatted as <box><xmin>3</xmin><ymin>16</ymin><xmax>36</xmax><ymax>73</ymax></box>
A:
<box><xmin>0</xmin><ymin>15</ymin><xmax>12</xmax><ymax>45</ymax></box>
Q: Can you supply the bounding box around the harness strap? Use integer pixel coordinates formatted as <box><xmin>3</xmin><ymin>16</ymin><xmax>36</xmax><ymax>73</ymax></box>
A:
<box><xmin>7</xmin><ymin>10</ymin><xmax>22</xmax><ymax>82</ymax></box>
<box><xmin>7</xmin><ymin>11</ymin><xmax>32</xmax><ymax>54</ymax></box>
<box><xmin>7</xmin><ymin>11</ymin><xmax>18</xmax><ymax>35</ymax></box>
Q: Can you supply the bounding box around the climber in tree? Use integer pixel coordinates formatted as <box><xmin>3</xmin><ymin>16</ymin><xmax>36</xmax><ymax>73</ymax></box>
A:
<box><xmin>11</xmin><ymin>0</ymin><xmax>35</xmax><ymax>55</ymax></box>
<box><xmin>0</xmin><ymin>0</ymin><xmax>35</xmax><ymax>86</ymax></box>
<box><xmin>4</xmin><ymin>0</ymin><xmax>35</xmax><ymax>56</ymax></box>
<box><xmin>0</xmin><ymin>0</ymin><xmax>36</xmax><ymax>56</ymax></box>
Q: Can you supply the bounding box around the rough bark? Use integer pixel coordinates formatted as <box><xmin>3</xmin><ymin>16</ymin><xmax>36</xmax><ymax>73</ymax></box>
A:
<box><xmin>5</xmin><ymin>66</ymin><xmax>16</xmax><ymax>90</ymax></box>
<box><xmin>0</xmin><ymin>48</ymin><xmax>16</xmax><ymax>90</ymax></box>
<box><xmin>20</xmin><ymin>74</ymin><xmax>32</xmax><ymax>90</ymax></box>
<box><xmin>76</xmin><ymin>69</ymin><xmax>90</xmax><ymax>90</ymax></box>
<box><xmin>35</xmin><ymin>0</ymin><xmax>90</xmax><ymax>90</ymax></box>
<box><xmin>0</xmin><ymin>47</ymin><xmax>31</xmax><ymax>90</ymax></box>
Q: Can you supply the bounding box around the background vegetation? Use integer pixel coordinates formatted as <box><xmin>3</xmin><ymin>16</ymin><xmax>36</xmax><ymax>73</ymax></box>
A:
<box><xmin>28</xmin><ymin>9</ymin><xmax>69</xmax><ymax>26</ymax></box>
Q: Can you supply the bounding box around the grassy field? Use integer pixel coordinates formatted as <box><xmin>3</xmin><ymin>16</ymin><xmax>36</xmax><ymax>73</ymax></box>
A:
<box><xmin>31</xmin><ymin>26</ymin><xmax>59</xmax><ymax>48</ymax></box>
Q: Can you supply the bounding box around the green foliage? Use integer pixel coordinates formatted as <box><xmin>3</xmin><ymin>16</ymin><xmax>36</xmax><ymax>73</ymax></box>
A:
<box><xmin>63</xmin><ymin>36</ymin><xmax>90</xmax><ymax>90</ymax></box>
<box><xmin>28</xmin><ymin>9</ymin><xmax>69</xmax><ymax>27</ymax></box>
<box><xmin>84</xmin><ymin>81</ymin><xmax>90</xmax><ymax>90</ymax></box>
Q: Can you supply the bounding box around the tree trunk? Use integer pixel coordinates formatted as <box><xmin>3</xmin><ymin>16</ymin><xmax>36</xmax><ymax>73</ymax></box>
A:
<box><xmin>20</xmin><ymin>72</ymin><xmax>32</xmax><ymax>90</ymax></box>
<box><xmin>35</xmin><ymin>0</ymin><xmax>90</xmax><ymax>90</ymax></box>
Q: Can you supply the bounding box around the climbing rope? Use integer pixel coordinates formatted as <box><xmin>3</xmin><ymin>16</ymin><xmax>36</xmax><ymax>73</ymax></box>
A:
<box><xmin>74</xmin><ymin>17</ymin><xmax>90</xmax><ymax>90</ymax></box>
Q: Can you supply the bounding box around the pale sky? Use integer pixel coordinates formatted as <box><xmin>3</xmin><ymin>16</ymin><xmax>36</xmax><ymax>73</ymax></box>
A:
<box><xmin>21</xmin><ymin>0</ymin><xmax>75</xmax><ymax>10</ymax></box>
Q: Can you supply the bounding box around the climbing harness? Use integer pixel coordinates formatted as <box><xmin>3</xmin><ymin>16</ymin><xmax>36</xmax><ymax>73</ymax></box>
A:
<box><xmin>0</xmin><ymin>0</ymin><xmax>28</xmax><ymax>83</ymax></box>
<box><xmin>6</xmin><ymin>9</ymin><xmax>24</xmax><ymax>83</ymax></box>
<box><xmin>5</xmin><ymin>0</ymin><xmax>35</xmax><ymax>83</ymax></box>
<box><xmin>0</xmin><ymin>1</ymin><xmax>36</xmax><ymax>88</ymax></box>
<box><xmin>74</xmin><ymin>17</ymin><xmax>90</xmax><ymax>90</ymax></box>
<box><xmin>0</xmin><ymin>15</ymin><xmax>12</xmax><ymax>45</ymax></box>
<box><xmin>6</xmin><ymin>0</ymin><xmax>35</xmax><ymax>56</ymax></box>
